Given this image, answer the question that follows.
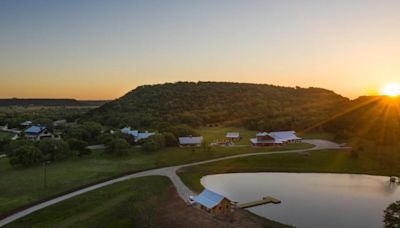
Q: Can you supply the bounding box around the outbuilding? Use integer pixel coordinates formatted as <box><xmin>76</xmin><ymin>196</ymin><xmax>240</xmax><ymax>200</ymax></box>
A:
<box><xmin>193</xmin><ymin>189</ymin><xmax>232</xmax><ymax>215</ymax></box>
<box><xmin>225</xmin><ymin>132</ymin><xmax>240</xmax><ymax>141</ymax></box>
<box><xmin>178</xmin><ymin>136</ymin><xmax>203</xmax><ymax>146</ymax></box>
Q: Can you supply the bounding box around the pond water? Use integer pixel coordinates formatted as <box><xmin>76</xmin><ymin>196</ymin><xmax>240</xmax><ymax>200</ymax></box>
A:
<box><xmin>201</xmin><ymin>173</ymin><xmax>400</xmax><ymax>228</ymax></box>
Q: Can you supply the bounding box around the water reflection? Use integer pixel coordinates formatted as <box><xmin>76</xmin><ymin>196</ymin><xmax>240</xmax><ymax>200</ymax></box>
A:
<box><xmin>201</xmin><ymin>173</ymin><xmax>399</xmax><ymax>228</ymax></box>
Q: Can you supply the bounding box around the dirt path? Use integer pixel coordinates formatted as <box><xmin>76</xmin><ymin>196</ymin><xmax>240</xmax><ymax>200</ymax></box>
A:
<box><xmin>0</xmin><ymin>139</ymin><xmax>346</xmax><ymax>227</ymax></box>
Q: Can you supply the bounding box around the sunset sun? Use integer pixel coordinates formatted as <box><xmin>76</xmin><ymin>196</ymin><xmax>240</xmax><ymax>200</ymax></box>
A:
<box><xmin>380</xmin><ymin>83</ymin><xmax>400</xmax><ymax>97</ymax></box>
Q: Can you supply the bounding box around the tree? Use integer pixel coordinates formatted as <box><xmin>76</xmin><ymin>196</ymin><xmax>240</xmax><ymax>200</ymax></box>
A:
<box><xmin>67</xmin><ymin>138</ymin><xmax>90</xmax><ymax>156</ymax></box>
<box><xmin>142</xmin><ymin>134</ymin><xmax>165</xmax><ymax>152</ymax></box>
<box><xmin>384</xmin><ymin>201</ymin><xmax>400</xmax><ymax>227</ymax></box>
<box><xmin>63</xmin><ymin>127</ymin><xmax>90</xmax><ymax>141</ymax></box>
<box><xmin>8</xmin><ymin>144</ymin><xmax>43</xmax><ymax>166</ymax></box>
<box><xmin>163</xmin><ymin>132</ymin><xmax>178</xmax><ymax>147</ymax></box>
<box><xmin>82</xmin><ymin>121</ymin><xmax>102</xmax><ymax>141</ymax></box>
<box><xmin>38</xmin><ymin>139</ymin><xmax>70</xmax><ymax>161</ymax></box>
<box><xmin>106</xmin><ymin>138</ymin><xmax>130</xmax><ymax>156</ymax></box>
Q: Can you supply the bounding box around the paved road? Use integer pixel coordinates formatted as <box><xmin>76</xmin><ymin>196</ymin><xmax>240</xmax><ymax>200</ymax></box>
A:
<box><xmin>0</xmin><ymin>139</ymin><xmax>346</xmax><ymax>227</ymax></box>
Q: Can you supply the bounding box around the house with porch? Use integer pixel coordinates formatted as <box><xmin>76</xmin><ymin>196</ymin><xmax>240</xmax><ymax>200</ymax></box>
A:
<box><xmin>250</xmin><ymin>131</ymin><xmax>301</xmax><ymax>146</ymax></box>
<box><xmin>24</xmin><ymin>125</ymin><xmax>54</xmax><ymax>141</ymax></box>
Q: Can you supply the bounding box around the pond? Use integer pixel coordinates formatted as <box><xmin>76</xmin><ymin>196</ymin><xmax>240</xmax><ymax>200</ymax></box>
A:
<box><xmin>201</xmin><ymin>173</ymin><xmax>400</xmax><ymax>228</ymax></box>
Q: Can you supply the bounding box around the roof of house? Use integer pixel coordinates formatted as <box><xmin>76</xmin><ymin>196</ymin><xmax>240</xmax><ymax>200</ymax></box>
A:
<box><xmin>252</xmin><ymin>131</ymin><xmax>300</xmax><ymax>144</ymax></box>
<box><xmin>25</xmin><ymin>126</ymin><xmax>46</xmax><ymax>134</ymax></box>
<box><xmin>121</xmin><ymin>127</ymin><xmax>139</xmax><ymax>137</ymax></box>
<box><xmin>250</xmin><ymin>138</ymin><xmax>283</xmax><ymax>144</ymax></box>
<box><xmin>179</xmin><ymin>136</ymin><xmax>203</xmax><ymax>145</ymax></box>
<box><xmin>226</xmin><ymin>132</ymin><xmax>240</xmax><ymax>138</ymax></box>
<box><xmin>193</xmin><ymin>189</ymin><xmax>226</xmax><ymax>209</ymax></box>
<box><xmin>135</xmin><ymin>132</ymin><xmax>155</xmax><ymax>142</ymax></box>
<box><xmin>20</xmin><ymin>121</ymin><xmax>32</xmax><ymax>126</ymax></box>
<box><xmin>269</xmin><ymin>131</ymin><xmax>301</xmax><ymax>141</ymax></box>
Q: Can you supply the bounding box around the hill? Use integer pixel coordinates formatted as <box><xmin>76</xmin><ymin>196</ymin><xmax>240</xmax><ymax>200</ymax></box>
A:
<box><xmin>87</xmin><ymin>82</ymin><xmax>350</xmax><ymax>132</ymax></box>
<box><xmin>0</xmin><ymin>99</ymin><xmax>109</xmax><ymax>107</ymax></box>
<box><xmin>322</xmin><ymin>96</ymin><xmax>400</xmax><ymax>144</ymax></box>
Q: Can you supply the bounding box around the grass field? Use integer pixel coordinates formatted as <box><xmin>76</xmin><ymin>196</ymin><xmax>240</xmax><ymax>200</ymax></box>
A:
<box><xmin>5</xmin><ymin>176</ymin><xmax>172</xmax><ymax>228</ymax></box>
<box><xmin>0</xmin><ymin>134</ymin><xmax>312</xmax><ymax>216</ymax></box>
<box><xmin>0</xmin><ymin>131</ymin><xmax>13</xmax><ymax>140</ymax></box>
<box><xmin>5</xmin><ymin>175</ymin><xmax>290</xmax><ymax>228</ymax></box>
<box><xmin>178</xmin><ymin>143</ymin><xmax>400</xmax><ymax>193</ymax></box>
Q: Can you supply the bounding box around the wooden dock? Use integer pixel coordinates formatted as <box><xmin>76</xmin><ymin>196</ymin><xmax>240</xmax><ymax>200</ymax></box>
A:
<box><xmin>238</xmin><ymin>196</ymin><xmax>281</xmax><ymax>209</ymax></box>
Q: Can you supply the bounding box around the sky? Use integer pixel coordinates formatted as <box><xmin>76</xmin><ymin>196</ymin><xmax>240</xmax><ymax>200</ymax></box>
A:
<box><xmin>1</xmin><ymin>0</ymin><xmax>400</xmax><ymax>99</ymax></box>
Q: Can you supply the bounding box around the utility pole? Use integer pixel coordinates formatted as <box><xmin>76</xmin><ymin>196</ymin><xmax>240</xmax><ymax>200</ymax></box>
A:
<box><xmin>43</xmin><ymin>161</ymin><xmax>50</xmax><ymax>193</ymax></box>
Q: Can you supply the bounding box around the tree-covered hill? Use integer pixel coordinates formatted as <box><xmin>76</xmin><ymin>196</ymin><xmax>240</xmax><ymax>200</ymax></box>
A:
<box><xmin>322</xmin><ymin>96</ymin><xmax>400</xmax><ymax>144</ymax></box>
<box><xmin>87</xmin><ymin>82</ymin><xmax>350</xmax><ymax>132</ymax></box>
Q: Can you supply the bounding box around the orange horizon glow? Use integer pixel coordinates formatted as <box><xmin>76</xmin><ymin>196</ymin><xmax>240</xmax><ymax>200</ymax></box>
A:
<box><xmin>1</xmin><ymin>1</ymin><xmax>400</xmax><ymax>100</ymax></box>
<box><xmin>380</xmin><ymin>83</ymin><xmax>400</xmax><ymax>97</ymax></box>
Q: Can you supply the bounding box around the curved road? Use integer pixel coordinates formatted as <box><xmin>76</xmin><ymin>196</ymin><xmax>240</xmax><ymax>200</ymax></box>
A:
<box><xmin>0</xmin><ymin>139</ymin><xmax>346</xmax><ymax>227</ymax></box>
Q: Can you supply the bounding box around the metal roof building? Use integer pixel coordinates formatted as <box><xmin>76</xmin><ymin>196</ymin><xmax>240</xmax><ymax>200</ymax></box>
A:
<box><xmin>178</xmin><ymin>136</ymin><xmax>203</xmax><ymax>145</ymax></box>
<box><xmin>193</xmin><ymin>189</ymin><xmax>232</xmax><ymax>214</ymax></box>
<box><xmin>25</xmin><ymin>126</ymin><xmax>46</xmax><ymax>135</ymax></box>
<box><xmin>226</xmin><ymin>132</ymin><xmax>240</xmax><ymax>139</ymax></box>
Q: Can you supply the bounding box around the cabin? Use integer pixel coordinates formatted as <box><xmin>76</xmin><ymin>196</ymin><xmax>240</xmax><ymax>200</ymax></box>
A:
<box><xmin>120</xmin><ymin>127</ymin><xmax>155</xmax><ymax>142</ymax></box>
<box><xmin>226</xmin><ymin>132</ymin><xmax>240</xmax><ymax>141</ymax></box>
<box><xmin>178</xmin><ymin>136</ymin><xmax>203</xmax><ymax>146</ymax></box>
<box><xmin>250</xmin><ymin>131</ymin><xmax>301</xmax><ymax>146</ymax></box>
<box><xmin>24</xmin><ymin>125</ymin><xmax>54</xmax><ymax>141</ymax></box>
<box><xmin>193</xmin><ymin>189</ymin><xmax>232</xmax><ymax>215</ymax></box>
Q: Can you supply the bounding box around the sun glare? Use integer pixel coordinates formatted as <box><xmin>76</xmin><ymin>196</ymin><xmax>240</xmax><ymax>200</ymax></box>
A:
<box><xmin>380</xmin><ymin>83</ymin><xmax>400</xmax><ymax>97</ymax></box>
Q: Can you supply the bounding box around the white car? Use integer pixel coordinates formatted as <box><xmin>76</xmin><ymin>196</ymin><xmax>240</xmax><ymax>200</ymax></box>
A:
<box><xmin>188</xmin><ymin>195</ymin><xmax>196</xmax><ymax>205</ymax></box>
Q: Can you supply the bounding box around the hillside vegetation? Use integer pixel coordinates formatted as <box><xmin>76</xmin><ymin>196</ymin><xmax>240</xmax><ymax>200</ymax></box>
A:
<box><xmin>87</xmin><ymin>82</ymin><xmax>349</xmax><ymax>132</ymax></box>
<box><xmin>323</xmin><ymin>96</ymin><xmax>400</xmax><ymax>144</ymax></box>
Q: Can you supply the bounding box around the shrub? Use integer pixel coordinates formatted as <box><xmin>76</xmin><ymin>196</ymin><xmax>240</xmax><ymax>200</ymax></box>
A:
<box><xmin>142</xmin><ymin>134</ymin><xmax>166</xmax><ymax>152</ymax></box>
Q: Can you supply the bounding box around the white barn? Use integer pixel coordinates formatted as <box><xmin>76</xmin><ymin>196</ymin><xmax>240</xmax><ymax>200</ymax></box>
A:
<box><xmin>178</xmin><ymin>136</ymin><xmax>203</xmax><ymax>146</ymax></box>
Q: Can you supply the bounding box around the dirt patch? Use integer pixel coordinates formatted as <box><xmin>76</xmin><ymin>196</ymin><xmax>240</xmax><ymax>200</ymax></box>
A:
<box><xmin>156</xmin><ymin>186</ymin><xmax>269</xmax><ymax>228</ymax></box>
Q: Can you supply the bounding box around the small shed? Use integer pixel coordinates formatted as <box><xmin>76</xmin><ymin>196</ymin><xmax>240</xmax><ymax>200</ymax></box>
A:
<box><xmin>178</xmin><ymin>136</ymin><xmax>203</xmax><ymax>146</ymax></box>
<box><xmin>226</xmin><ymin>132</ymin><xmax>240</xmax><ymax>141</ymax></box>
<box><xmin>193</xmin><ymin>189</ymin><xmax>232</xmax><ymax>215</ymax></box>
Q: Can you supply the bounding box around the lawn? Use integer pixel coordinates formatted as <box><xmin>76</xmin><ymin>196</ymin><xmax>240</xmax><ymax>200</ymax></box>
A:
<box><xmin>0</xmin><ymin>137</ymin><xmax>312</xmax><ymax>216</ymax></box>
<box><xmin>0</xmin><ymin>131</ymin><xmax>13</xmax><ymax>140</ymax></box>
<box><xmin>5</xmin><ymin>175</ymin><xmax>290</xmax><ymax>228</ymax></box>
<box><xmin>196</xmin><ymin>126</ymin><xmax>257</xmax><ymax>145</ymax></box>
<box><xmin>5</xmin><ymin>176</ymin><xmax>172</xmax><ymax>228</ymax></box>
<box><xmin>178</xmin><ymin>142</ymin><xmax>400</xmax><ymax>193</ymax></box>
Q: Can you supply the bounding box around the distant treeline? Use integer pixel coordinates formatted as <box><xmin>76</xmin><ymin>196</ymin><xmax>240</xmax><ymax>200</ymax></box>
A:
<box><xmin>0</xmin><ymin>99</ymin><xmax>109</xmax><ymax>107</ymax></box>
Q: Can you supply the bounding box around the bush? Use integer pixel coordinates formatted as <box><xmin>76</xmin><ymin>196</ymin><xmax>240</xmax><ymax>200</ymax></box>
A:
<box><xmin>67</xmin><ymin>138</ymin><xmax>90</xmax><ymax>156</ymax></box>
<box><xmin>384</xmin><ymin>201</ymin><xmax>400</xmax><ymax>227</ymax></box>
<box><xmin>106</xmin><ymin>138</ymin><xmax>130</xmax><ymax>156</ymax></box>
<box><xmin>142</xmin><ymin>134</ymin><xmax>166</xmax><ymax>152</ymax></box>
<box><xmin>7</xmin><ymin>142</ymin><xmax>44</xmax><ymax>167</ymax></box>
<box><xmin>38</xmin><ymin>139</ymin><xmax>71</xmax><ymax>161</ymax></box>
<box><xmin>163</xmin><ymin>132</ymin><xmax>178</xmax><ymax>147</ymax></box>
